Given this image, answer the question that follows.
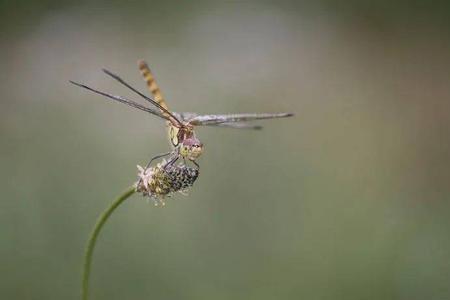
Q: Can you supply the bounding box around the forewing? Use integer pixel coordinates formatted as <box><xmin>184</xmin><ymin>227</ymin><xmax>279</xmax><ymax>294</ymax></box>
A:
<box><xmin>176</xmin><ymin>112</ymin><xmax>262</xmax><ymax>129</ymax></box>
<box><xmin>189</xmin><ymin>113</ymin><xmax>294</xmax><ymax>126</ymax></box>
<box><xmin>174</xmin><ymin>112</ymin><xmax>199</xmax><ymax>122</ymax></box>
<box><xmin>70</xmin><ymin>81</ymin><xmax>169</xmax><ymax>120</ymax></box>
<box><xmin>101</xmin><ymin>69</ymin><xmax>183</xmax><ymax>127</ymax></box>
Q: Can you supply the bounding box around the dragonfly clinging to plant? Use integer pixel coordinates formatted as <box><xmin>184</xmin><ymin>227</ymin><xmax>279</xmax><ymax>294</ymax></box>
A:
<box><xmin>70</xmin><ymin>60</ymin><xmax>294</xmax><ymax>169</ymax></box>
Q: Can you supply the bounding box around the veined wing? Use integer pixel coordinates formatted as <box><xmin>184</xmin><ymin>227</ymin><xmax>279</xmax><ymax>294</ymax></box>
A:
<box><xmin>174</xmin><ymin>112</ymin><xmax>262</xmax><ymax>129</ymax></box>
<box><xmin>101</xmin><ymin>69</ymin><xmax>183</xmax><ymax>127</ymax></box>
<box><xmin>188</xmin><ymin>113</ymin><xmax>294</xmax><ymax>126</ymax></box>
<box><xmin>205</xmin><ymin>122</ymin><xmax>263</xmax><ymax>130</ymax></box>
<box><xmin>174</xmin><ymin>112</ymin><xmax>199</xmax><ymax>122</ymax></box>
<box><xmin>69</xmin><ymin>81</ymin><xmax>169</xmax><ymax>121</ymax></box>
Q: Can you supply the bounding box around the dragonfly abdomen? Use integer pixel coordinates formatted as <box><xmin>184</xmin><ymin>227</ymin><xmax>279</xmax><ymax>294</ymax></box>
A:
<box><xmin>138</xmin><ymin>60</ymin><xmax>168</xmax><ymax>111</ymax></box>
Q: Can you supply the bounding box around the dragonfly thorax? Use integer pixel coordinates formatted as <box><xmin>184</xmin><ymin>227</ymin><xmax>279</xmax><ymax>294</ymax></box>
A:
<box><xmin>168</xmin><ymin>124</ymin><xmax>203</xmax><ymax>160</ymax></box>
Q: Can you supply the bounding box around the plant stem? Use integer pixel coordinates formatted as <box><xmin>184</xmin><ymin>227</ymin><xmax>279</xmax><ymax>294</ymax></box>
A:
<box><xmin>82</xmin><ymin>186</ymin><xmax>136</xmax><ymax>300</ymax></box>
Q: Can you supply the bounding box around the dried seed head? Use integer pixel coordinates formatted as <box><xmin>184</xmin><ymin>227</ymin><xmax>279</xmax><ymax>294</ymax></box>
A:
<box><xmin>135</xmin><ymin>160</ymin><xmax>199</xmax><ymax>206</ymax></box>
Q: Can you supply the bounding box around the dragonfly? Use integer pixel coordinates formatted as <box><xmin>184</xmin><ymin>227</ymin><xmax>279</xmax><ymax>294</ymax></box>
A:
<box><xmin>70</xmin><ymin>60</ymin><xmax>294</xmax><ymax>169</ymax></box>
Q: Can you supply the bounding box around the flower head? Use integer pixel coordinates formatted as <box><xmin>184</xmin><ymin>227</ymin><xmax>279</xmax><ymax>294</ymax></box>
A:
<box><xmin>135</xmin><ymin>160</ymin><xmax>199</xmax><ymax>206</ymax></box>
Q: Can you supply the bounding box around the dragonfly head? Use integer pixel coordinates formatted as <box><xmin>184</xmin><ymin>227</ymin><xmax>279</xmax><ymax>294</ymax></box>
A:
<box><xmin>180</xmin><ymin>137</ymin><xmax>203</xmax><ymax>160</ymax></box>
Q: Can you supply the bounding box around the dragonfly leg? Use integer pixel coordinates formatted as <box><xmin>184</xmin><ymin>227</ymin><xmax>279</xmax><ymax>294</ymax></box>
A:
<box><xmin>192</xmin><ymin>160</ymin><xmax>200</xmax><ymax>170</ymax></box>
<box><xmin>164</xmin><ymin>155</ymin><xmax>179</xmax><ymax>170</ymax></box>
<box><xmin>137</xmin><ymin>151</ymin><xmax>172</xmax><ymax>189</ymax></box>
<box><xmin>145</xmin><ymin>151</ymin><xmax>172</xmax><ymax>169</ymax></box>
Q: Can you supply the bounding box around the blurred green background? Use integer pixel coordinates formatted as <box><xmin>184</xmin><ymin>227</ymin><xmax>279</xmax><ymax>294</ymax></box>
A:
<box><xmin>1</xmin><ymin>1</ymin><xmax>450</xmax><ymax>299</ymax></box>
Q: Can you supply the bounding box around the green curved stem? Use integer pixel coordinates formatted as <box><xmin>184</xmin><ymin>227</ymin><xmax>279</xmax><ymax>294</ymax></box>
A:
<box><xmin>82</xmin><ymin>186</ymin><xmax>136</xmax><ymax>300</ymax></box>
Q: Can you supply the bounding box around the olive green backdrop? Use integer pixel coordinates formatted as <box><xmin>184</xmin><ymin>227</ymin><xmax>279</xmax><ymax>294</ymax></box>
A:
<box><xmin>1</xmin><ymin>1</ymin><xmax>450</xmax><ymax>299</ymax></box>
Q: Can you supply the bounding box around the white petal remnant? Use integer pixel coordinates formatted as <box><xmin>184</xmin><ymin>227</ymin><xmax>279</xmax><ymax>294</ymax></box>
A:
<box><xmin>135</xmin><ymin>160</ymin><xmax>199</xmax><ymax>206</ymax></box>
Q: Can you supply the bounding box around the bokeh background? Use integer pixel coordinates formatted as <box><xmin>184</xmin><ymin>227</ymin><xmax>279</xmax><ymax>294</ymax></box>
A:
<box><xmin>1</xmin><ymin>1</ymin><xmax>450</xmax><ymax>299</ymax></box>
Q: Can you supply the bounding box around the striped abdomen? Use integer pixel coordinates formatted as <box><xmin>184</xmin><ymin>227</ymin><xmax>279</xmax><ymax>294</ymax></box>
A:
<box><xmin>138</xmin><ymin>60</ymin><xmax>168</xmax><ymax>112</ymax></box>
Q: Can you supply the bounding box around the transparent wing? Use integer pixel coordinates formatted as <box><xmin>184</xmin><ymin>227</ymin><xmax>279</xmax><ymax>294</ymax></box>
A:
<box><xmin>175</xmin><ymin>112</ymin><xmax>199</xmax><ymax>122</ymax></box>
<box><xmin>174</xmin><ymin>112</ymin><xmax>261</xmax><ymax>129</ymax></box>
<box><xmin>188</xmin><ymin>113</ymin><xmax>294</xmax><ymax>126</ymax></box>
<box><xmin>69</xmin><ymin>81</ymin><xmax>169</xmax><ymax>121</ymax></box>
<box><xmin>203</xmin><ymin>122</ymin><xmax>262</xmax><ymax>130</ymax></box>
<box><xmin>101</xmin><ymin>69</ymin><xmax>183</xmax><ymax>127</ymax></box>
